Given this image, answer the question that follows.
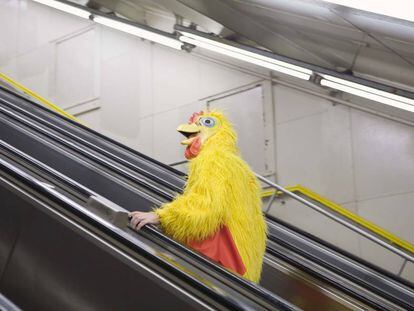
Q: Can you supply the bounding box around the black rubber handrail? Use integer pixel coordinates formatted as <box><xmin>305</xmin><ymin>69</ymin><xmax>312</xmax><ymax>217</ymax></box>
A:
<box><xmin>0</xmin><ymin>141</ymin><xmax>296</xmax><ymax>311</ymax></box>
<box><xmin>0</xmin><ymin>104</ymin><xmax>174</xmax><ymax>200</ymax></box>
<box><xmin>0</xmin><ymin>85</ymin><xmax>186</xmax><ymax>181</ymax></box>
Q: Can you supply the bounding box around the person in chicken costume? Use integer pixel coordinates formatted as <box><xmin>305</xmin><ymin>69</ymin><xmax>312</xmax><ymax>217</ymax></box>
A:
<box><xmin>129</xmin><ymin>110</ymin><xmax>267</xmax><ymax>283</ymax></box>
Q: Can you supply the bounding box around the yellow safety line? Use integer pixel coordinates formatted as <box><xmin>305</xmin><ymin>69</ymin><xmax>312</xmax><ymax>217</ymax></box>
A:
<box><xmin>262</xmin><ymin>185</ymin><xmax>414</xmax><ymax>254</ymax></box>
<box><xmin>262</xmin><ymin>189</ymin><xmax>278</xmax><ymax>198</ymax></box>
<box><xmin>0</xmin><ymin>72</ymin><xmax>81</xmax><ymax>123</ymax></box>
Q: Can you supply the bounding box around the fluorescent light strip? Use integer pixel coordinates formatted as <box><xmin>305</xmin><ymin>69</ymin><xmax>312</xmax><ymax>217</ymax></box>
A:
<box><xmin>33</xmin><ymin>0</ymin><xmax>91</xmax><ymax>19</ymax></box>
<box><xmin>321</xmin><ymin>79</ymin><xmax>414</xmax><ymax>113</ymax></box>
<box><xmin>180</xmin><ymin>36</ymin><xmax>311</xmax><ymax>80</ymax></box>
<box><xmin>322</xmin><ymin>75</ymin><xmax>414</xmax><ymax>107</ymax></box>
<box><xmin>181</xmin><ymin>31</ymin><xmax>312</xmax><ymax>76</ymax></box>
<box><xmin>94</xmin><ymin>16</ymin><xmax>182</xmax><ymax>50</ymax></box>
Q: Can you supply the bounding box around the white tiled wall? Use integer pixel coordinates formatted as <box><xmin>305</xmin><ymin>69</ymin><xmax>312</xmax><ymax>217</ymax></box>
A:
<box><xmin>100</xmin><ymin>41</ymin><xmax>149</xmax><ymax>135</ymax></box>
<box><xmin>0</xmin><ymin>1</ymin><xmax>19</xmax><ymax>65</ymax></box>
<box><xmin>100</xmin><ymin>26</ymin><xmax>140</xmax><ymax>62</ymax></box>
<box><xmin>16</xmin><ymin>44</ymin><xmax>53</xmax><ymax>99</ymax></box>
<box><xmin>55</xmin><ymin>28</ymin><xmax>99</xmax><ymax>108</ymax></box>
<box><xmin>358</xmin><ymin>192</ymin><xmax>414</xmax><ymax>244</ymax></box>
<box><xmin>402</xmin><ymin>262</ymin><xmax>414</xmax><ymax>281</ymax></box>
<box><xmin>267</xmin><ymin>198</ymin><xmax>362</xmax><ymax>255</ymax></box>
<box><xmin>276</xmin><ymin>104</ymin><xmax>355</xmax><ymax>204</ymax></box>
<box><xmin>270</xmin><ymin>83</ymin><xmax>414</xmax><ymax>279</ymax></box>
<box><xmin>208</xmin><ymin>86</ymin><xmax>268</xmax><ymax>175</ymax></box>
<box><xmin>351</xmin><ymin>110</ymin><xmax>414</xmax><ymax>200</ymax></box>
<box><xmin>1</xmin><ymin>0</ymin><xmax>413</xmax><ymax>281</ymax></box>
<box><xmin>152</xmin><ymin>45</ymin><xmax>201</xmax><ymax>114</ymax></box>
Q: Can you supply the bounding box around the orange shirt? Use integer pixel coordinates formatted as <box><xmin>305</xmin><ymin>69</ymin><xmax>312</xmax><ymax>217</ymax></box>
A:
<box><xmin>188</xmin><ymin>226</ymin><xmax>246</xmax><ymax>276</ymax></box>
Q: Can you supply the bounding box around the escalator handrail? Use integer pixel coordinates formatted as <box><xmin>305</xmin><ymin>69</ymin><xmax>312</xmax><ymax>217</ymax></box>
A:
<box><xmin>0</xmin><ymin>105</ymin><xmax>176</xmax><ymax>200</ymax></box>
<box><xmin>0</xmin><ymin>88</ymin><xmax>185</xmax><ymax>193</ymax></box>
<box><xmin>263</xmin><ymin>185</ymin><xmax>414</xmax><ymax>255</ymax></box>
<box><xmin>0</xmin><ymin>72</ymin><xmax>80</xmax><ymax>123</ymax></box>
<box><xmin>0</xmin><ymin>84</ymin><xmax>186</xmax><ymax>179</ymax></box>
<box><xmin>0</xmin><ymin>140</ymin><xmax>297</xmax><ymax>311</ymax></box>
<box><xmin>255</xmin><ymin>174</ymin><xmax>414</xmax><ymax>263</ymax></box>
<box><xmin>0</xmin><ymin>159</ymin><xmax>242</xmax><ymax>311</ymax></box>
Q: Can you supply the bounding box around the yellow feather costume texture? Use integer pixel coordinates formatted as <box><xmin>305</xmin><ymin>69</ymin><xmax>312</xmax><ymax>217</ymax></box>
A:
<box><xmin>155</xmin><ymin>110</ymin><xmax>267</xmax><ymax>283</ymax></box>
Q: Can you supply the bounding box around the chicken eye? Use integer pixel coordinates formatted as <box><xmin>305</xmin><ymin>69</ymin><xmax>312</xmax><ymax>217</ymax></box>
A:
<box><xmin>200</xmin><ymin>117</ymin><xmax>216</xmax><ymax>127</ymax></box>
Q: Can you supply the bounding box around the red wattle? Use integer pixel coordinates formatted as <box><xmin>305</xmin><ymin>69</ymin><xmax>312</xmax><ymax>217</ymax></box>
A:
<box><xmin>184</xmin><ymin>136</ymin><xmax>201</xmax><ymax>159</ymax></box>
<box><xmin>184</xmin><ymin>147</ymin><xmax>192</xmax><ymax>159</ymax></box>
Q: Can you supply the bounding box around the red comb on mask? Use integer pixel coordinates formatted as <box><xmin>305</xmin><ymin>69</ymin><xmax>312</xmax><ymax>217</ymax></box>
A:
<box><xmin>188</xmin><ymin>111</ymin><xmax>204</xmax><ymax>124</ymax></box>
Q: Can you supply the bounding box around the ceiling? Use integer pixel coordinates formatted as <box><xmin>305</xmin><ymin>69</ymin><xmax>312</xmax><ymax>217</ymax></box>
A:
<box><xmin>78</xmin><ymin>0</ymin><xmax>414</xmax><ymax>90</ymax></box>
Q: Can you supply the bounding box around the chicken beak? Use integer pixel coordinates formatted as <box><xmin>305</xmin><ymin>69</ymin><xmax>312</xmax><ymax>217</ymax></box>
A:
<box><xmin>177</xmin><ymin>123</ymin><xmax>200</xmax><ymax>145</ymax></box>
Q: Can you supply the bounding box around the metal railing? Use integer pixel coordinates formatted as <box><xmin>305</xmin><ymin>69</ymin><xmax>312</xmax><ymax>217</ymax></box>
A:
<box><xmin>257</xmin><ymin>174</ymin><xmax>414</xmax><ymax>269</ymax></box>
<box><xmin>262</xmin><ymin>184</ymin><xmax>414</xmax><ymax>255</ymax></box>
<box><xmin>0</xmin><ymin>72</ymin><xmax>81</xmax><ymax>123</ymax></box>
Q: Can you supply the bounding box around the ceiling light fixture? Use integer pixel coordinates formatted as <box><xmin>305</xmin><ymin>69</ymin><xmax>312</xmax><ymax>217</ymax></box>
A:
<box><xmin>179</xmin><ymin>31</ymin><xmax>313</xmax><ymax>80</ymax></box>
<box><xmin>32</xmin><ymin>1</ymin><xmax>182</xmax><ymax>50</ymax></box>
<box><xmin>33</xmin><ymin>0</ymin><xmax>91</xmax><ymax>19</ymax></box>
<box><xmin>320</xmin><ymin>75</ymin><xmax>414</xmax><ymax>112</ymax></box>
<box><xmin>93</xmin><ymin>16</ymin><xmax>183</xmax><ymax>50</ymax></box>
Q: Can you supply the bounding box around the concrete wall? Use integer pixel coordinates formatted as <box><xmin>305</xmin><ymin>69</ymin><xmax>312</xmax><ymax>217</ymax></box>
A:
<box><xmin>270</xmin><ymin>84</ymin><xmax>414</xmax><ymax>279</ymax></box>
<box><xmin>1</xmin><ymin>0</ymin><xmax>413</xmax><ymax>281</ymax></box>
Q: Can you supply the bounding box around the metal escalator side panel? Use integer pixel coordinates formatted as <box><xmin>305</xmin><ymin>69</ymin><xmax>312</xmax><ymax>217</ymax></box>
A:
<box><xmin>0</xmin><ymin>106</ymin><xmax>175</xmax><ymax>201</ymax></box>
<box><xmin>260</xmin><ymin>255</ymin><xmax>378</xmax><ymax>311</ymax></box>
<box><xmin>0</xmin><ymin>149</ymin><xmax>297</xmax><ymax>310</ymax></box>
<box><xmin>0</xmin><ymin>116</ymin><xmax>163</xmax><ymax>210</ymax></box>
<box><xmin>0</xmin><ymin>115</ymin><xmax>303</xmax><ymax>310</ymax></box>
<box><xmin>266</xmin><ymin>214</ymin><xmax>414</xmax><ymax>289</ymax></box>
<box><xmin>266</xmin><ymin>220</ymin><xmax>414</xmax><ymax>309</ymax></box>
<box><xmin>0</xmin><ymin>86</ymin><xmax>186</xmax><ymax>188</ymax></box>
<box><xmin>263</xmin><ymin>242</ymin><xmax>403</xmax><ymax>310</ymax></box>
<box><xmin>0</xmin><ymin>162</ymin><xmax>292</xmax><ymax>310</ymax></box>
<box><xmin>0</xmin><ymin>182</ymin><xmax>213</xmax><ymax>311</ymax></box>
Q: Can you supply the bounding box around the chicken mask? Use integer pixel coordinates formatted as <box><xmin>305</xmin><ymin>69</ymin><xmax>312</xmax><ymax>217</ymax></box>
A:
<box><xmin>177</xmin><ymin>110</ymin><xmax>236</xmax><ymax>159</ymax></box>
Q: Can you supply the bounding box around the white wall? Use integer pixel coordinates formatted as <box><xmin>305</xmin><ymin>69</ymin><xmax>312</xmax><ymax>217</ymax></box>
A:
<box><xmin>1</xmin><ymin>0</ymin><xmax>413</xmax><ymax>281</ymax></box>
<box><xmin>270</xmin><ymin>84</ymin><xmax>414</xmax><ymax>278</ymax></box>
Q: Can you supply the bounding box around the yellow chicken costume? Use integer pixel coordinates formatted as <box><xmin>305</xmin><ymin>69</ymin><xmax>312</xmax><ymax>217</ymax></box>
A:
<box><xmin>155</xmin><ymin>110</ymin><xmax>267</xmax><ymax>283</ymax></box>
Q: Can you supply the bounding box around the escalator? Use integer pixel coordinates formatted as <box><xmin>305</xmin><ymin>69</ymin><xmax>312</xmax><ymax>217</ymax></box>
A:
<box><xmin>1</xmin><ymin>155</ymin><xmax>283</xmax><ymax>310</ymax></box>
<box><xmin>0</xmin><ymin>84</ymin><xmax>413</xmax><ymax>310</ymax></box>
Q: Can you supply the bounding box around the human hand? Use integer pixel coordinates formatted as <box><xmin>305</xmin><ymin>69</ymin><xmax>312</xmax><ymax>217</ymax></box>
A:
<box><xmin>128</xmin><ymin>211</ymin><xmax>160</xmax><ymax>231</ymax></box>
